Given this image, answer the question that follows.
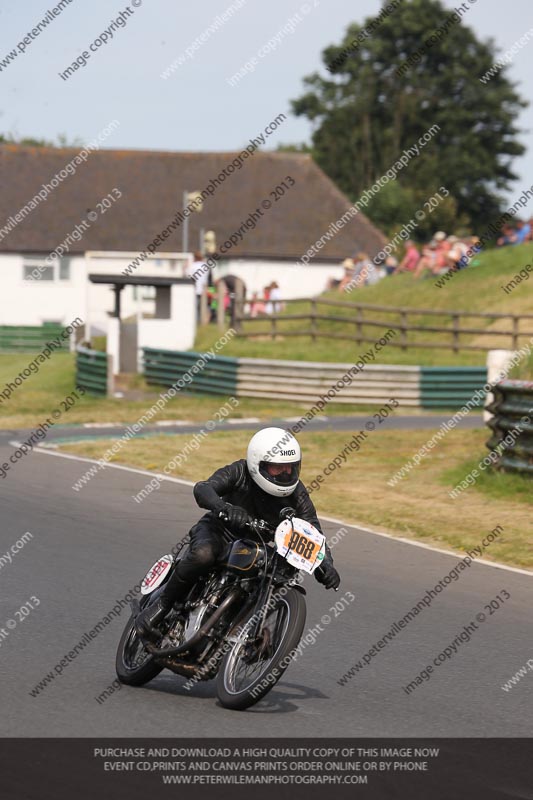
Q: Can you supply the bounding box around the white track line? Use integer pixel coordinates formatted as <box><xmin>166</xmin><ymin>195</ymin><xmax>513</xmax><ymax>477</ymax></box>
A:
<box><xmin>13</xmin><ymin>441</ymin><xmax>533</xmax><ymax>578</ymax></box>
<box><xmin>155</xmin><ymin>420</ymin><xmax>194</xmax><ymax>427</ymax></box>
<box><xmin>226</xmin><ymin>418</ymin><xmax>261</xmax><ymax>424</ymax></box>
<box><xmin>83</xmin><ymin>422</ymin><xmax>120</xmax><ymax>428</ymax></box>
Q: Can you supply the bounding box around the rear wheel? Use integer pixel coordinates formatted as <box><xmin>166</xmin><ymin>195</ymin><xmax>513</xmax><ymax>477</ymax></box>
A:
<box><xmin>116</xmin><ymin>611</ymin><xmax>163</xmax><ymax>686</ymax></box>
<box><xmin>216</xmin><ymin>588</ymin><xmax>306</xmax><ymax>711</ymax></box>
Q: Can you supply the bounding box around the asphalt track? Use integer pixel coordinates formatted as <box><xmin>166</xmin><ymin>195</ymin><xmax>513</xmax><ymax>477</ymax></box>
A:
<box><xmin>1</xmin><ymin>431</ymin><xmax>532</xmax><ymax>738</ymax></box>
<box><xmin>1</xmin><ymin>412</ymin><xmax>484</xmax><ymax>446</ymax></box>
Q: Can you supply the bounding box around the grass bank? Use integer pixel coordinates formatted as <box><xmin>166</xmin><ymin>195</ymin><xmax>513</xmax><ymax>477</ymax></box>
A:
<box><xmin>59</xmin><ymin>426</ymin><xmax>533</xmax><ymax>569</ymax></box>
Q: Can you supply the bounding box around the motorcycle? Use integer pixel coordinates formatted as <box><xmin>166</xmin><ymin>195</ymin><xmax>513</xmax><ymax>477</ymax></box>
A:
<box><xmin>115</xmin><ymin>507</ymin><xmax>331</xmax><ymax>710</ymax></box>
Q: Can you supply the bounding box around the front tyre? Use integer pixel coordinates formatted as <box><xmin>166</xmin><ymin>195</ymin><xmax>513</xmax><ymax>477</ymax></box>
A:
<box><xmin>216</xmin><ymin>587</ymin><xmax>306</xmax><ymax>711</ymax></box>
<box><xmin>116</xmin><ymin>613</ymin><xmax>163</xmax><ymax>686</ymax></box>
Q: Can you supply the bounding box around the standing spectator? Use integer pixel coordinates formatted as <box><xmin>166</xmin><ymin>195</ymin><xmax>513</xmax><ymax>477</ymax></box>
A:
<box><xmin>395</xmin><ymin>240</ymin><xmax>420</xmax><ymax>274</ymax></box>
<box><xmin>249</xmin><ymin>292</ymin><xmax>266</xmax><ymax>317</ymax></box>
<box><xmin>269</xmin><ymin>281</ymin><xmax>282</xmax><ymax>313</ymax></box>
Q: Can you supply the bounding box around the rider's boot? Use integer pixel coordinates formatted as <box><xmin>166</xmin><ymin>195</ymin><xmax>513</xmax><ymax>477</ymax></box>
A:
<box><xmin>135</xmin><ymin>569</ymin><xmax>192</xmax><ymax>641</ymax></box>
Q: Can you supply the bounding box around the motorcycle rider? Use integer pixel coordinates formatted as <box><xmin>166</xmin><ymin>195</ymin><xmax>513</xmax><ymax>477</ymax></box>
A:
<box><xmin>136</xmin><ymin>427</ymin><xmax>341</xmax><ymax>640</ymax></box>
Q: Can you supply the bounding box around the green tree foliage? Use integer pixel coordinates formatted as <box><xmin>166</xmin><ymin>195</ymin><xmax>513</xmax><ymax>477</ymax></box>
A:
<box><xmin>291</xmin><ymin>0</ymin><xmax>527</xmax><ymax>232</ymax></box>
<box><xmin>0</xmin><ymin>131</ymin><xmax>83</xmax><ymax>147</ymax></box>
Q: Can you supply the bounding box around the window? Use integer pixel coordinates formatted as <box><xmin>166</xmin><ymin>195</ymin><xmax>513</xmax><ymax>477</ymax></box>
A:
<box><xmin>23</xmin><ymin>264</ymin><xmax>54</xmax><ymax>281</ymax></box>
<box><xmin>23</xmin><ymin>258</ymin><xmax>71</xmax><ymax>282</ymax></box>
<box><xmin>59</xmin><ymin>261</ymin><xmax>70</xmax><ymax>280</ymax></box>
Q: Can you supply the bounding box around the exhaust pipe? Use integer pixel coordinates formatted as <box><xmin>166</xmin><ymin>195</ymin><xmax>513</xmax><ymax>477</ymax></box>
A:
<box><xmin>145</xmin><ymin>587</ymin><xmax>243</xmax><ymax>657</ymax></box>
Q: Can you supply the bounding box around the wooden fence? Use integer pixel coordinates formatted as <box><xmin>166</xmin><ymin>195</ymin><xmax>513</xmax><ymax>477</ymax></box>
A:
<box><xmin>234</xmin><ymin>297</ymin><xmax>533</xmax><ymax>353</ymax></box>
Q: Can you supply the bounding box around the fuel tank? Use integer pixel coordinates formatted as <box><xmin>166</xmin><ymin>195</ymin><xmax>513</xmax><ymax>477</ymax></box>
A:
<box><xmin>223</xmin><ymin>539</ymin><xmax>265</xmax><ymax>572</ymax></box>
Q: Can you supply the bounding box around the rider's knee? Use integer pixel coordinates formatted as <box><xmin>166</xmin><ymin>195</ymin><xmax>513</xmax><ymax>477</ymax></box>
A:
<box><xmin>191</xmin><ymin>543</ymin><xmax>217</xmax><ymax>568</ymax></box>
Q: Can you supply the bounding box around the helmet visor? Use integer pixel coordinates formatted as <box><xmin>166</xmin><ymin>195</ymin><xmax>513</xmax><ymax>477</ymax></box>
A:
<box><xmin>259</xmin><ymin>460</ymin><xmax>300</xmax><ymax>488</ymax></box>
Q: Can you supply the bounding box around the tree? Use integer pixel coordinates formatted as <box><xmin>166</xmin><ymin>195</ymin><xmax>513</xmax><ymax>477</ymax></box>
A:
<box><xmin>0</xmin><ymin>130</ymin><xmax>83</xmax><ymax>147</ymax></box>
<box><xmin>275</xmin><ymin>142</ymin><xmax>312</xmax><ymax>154</ymax></box>
<box><xmin>291</xmin><ymin>0</ymin><xmax>527</xmax><ymax>231</ymax></box>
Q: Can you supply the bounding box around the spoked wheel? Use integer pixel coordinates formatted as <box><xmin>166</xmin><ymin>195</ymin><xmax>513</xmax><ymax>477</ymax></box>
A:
<box><xmin>216</xmin><ymin>588</ymin><xmax>306</xmax><ymax>710</ymax></box>
<box><xmin>115</xmin><ymin>608</ymin><xmax>163</xmax><ymax>686</ymax></box>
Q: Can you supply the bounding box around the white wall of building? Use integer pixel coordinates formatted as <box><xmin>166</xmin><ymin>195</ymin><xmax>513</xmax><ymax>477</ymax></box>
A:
<box><xmin>217</xmin><ymin>258</ymin><xmax>344</xmax><ymax>300</ymax></box>
<box><xmin>138</xmin><ymin>284</ymin><xmax>196</xmax><ymax>353</ymax></box>
<box><xmin>0</xmin><ymin>254</ymin><xmax>87</xmax><ymax>326</ymax></box>
<box><xmin>0</xmin><ymin>252</ymin><xmax>192</xmax><ymax>333</ymax></box>
<box><xmin>0</xmin><ymin>252</ymin><xmax>341</xmax><ymax>332</ymax></box>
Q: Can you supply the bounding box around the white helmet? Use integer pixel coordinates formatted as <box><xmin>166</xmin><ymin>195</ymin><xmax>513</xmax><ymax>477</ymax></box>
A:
<box><xmin>246</xmin><ymin>427</ymin><xmax>301</xmax><ymax>497</ymax></box>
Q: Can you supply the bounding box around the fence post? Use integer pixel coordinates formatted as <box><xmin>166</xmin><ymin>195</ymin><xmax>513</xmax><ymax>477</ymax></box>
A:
<box><xmin>311</xmin><ymin>299</ymin><xmax>317</xmax><ymax>341</ymax></box>
<box><xmin>400</xmin><ymin>311</ymin><xmax>408</xmax><ymax>350</ymax></box>
<box><xmin>200</xmin><ymin>290</ymin><xmax>209</xmax><ymax>325</ymax></box>
<box><xmin>512</xmin><ymin>316</ymin><xmax>519</xmax><ymax>350</ymax></box>
<box><xmin>355</xmin><ymin>306</ymin><xmax>363</xmax><ymax>345</ymax></box>
<box><xmin>232</xmin><ymin>280</ymin><xmax>244</xmax><ymax>331</ymax></box>
<box><xmin>452</xmin><ymin>314</ymin><xmax>460</xmax><ymax>353</ymax></box>
<box><xmin>107</xmin><ymin>353</ymin><xmax>115</xmax><ymax>397</ymax></box>
<box><xmin>217</xmin><ymin>281</ymin><xmax>226</xmax><ymax>329</ymax></box>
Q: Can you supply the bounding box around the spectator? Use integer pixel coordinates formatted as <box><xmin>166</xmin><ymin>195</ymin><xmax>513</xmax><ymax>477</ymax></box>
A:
<box><xmin>383</xmin><ymin>256</ymin><xmax>398</xmax><ymax>276</ymax></box>
<box><xmin>497</xmin><ymin>225</ymin><xmax>516</xmax><ymax>246</ymax></box>
<box><xmin>446</xmin><ymin>236</ymin><xmax>470</xmax><ymax>271</ymax></box>
<box><xmin>249</xmin><ymin>292</ymin><xmax>266</xmax><ymax>317</ymax></box>
<box><xmin>413</xmin><ymin>240</ymin><xmax>439</xmax><ymax>278</ymax></box>
<box><xmin>514</xmin><ymin>219</ymin><xmax>531</xmax><ymax>245</ymax></box>
<box><xmin>338</xmin><ymin>259</ymin><xmax>356</xmax><ymax>291</ymax></box>
<box><xmin>395</xmin><ymin>240</ymin><xmax>420</xmax><ymax>274</ymax></box>
<box><xmin>268</xmin><ymin>281</ymin><xmax>282</xmax><ymax>313</ymax></box>
<box><xmin>206</xmin><ymin>279</ymin><xmax>217</xmax><ymax>323</ymax></box>
<box><xmin>353</xmin><ymin>251</ymin><xmax>382</xmax><ymax>286</ymax></box>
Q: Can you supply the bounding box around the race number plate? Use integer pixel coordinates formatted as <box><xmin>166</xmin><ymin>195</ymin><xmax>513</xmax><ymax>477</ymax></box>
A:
<box><xmin>275</xmin><ymin>517</ymin><xmax>326</xmax><ymax>574</ymax></box>
<box><xmin>140</xmin><ymin>554</ymin><xmax>174</xmax><ymax>595</ymax></box>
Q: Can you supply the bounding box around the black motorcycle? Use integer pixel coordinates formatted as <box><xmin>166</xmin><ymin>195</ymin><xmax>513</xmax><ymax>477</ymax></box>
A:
<box><xmin>115</xmin><ymin>508</ymin><xmax>329</xmax><ymax>710</ymax></box>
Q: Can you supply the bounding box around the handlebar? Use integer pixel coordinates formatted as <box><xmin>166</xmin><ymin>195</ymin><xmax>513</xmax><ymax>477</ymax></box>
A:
<box><xmin>218</xmin><ymin>510</ymin><xmax>273</xmax><ymax>536</ymax></box>
<box><xmin>218</xmin><ymin>506</ymin><xmax>295</xmax><ymax>535</ymax></box>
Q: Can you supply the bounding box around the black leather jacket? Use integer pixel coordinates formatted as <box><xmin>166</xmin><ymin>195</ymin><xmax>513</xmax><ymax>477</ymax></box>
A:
<box><xmin>193</xmin><ymin>459</ymin><xmax>334</xmax><ymax>563</ymax></box>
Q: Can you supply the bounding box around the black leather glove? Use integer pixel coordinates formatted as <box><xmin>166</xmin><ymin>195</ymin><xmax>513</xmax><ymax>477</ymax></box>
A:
<box><xmin>315</xmin><ymin>561</ymin><xmax>341</xmax><ymax>590</ymax></box>
<box><xmin>220</xmin><ymin>503</ymin><xmax>251</xmax><ymax>532</ymax></box>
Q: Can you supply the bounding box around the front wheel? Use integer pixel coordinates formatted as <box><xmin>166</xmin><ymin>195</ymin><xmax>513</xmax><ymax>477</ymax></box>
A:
<box><xmin>116</xmin><ymin>613</ymin><xmax>163</xmax><ymax>686</ymax></box>
<box><xmin>216</xmin><ymin>587</ymin><xmax>306</xmax><ymax>711</ymax></box>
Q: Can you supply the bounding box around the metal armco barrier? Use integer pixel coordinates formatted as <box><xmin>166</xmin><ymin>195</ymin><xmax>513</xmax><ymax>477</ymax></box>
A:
<box><xmin>486</xmin><ymin>380</ymin><xmax>533</xmax><ymax>474</ymax></box>
<box><xmin>143</xmin><ymin>348</ymin><xmax>239</xmax><ymax>396</ymax></box>
<box><xmin>76</xmin><ymin>347</ymin><xmax>113</xmax><ymax>396</ymax></box>
<box><xmin>236</xmin><ymin>358</ymin><xmax>420</xmax><ymax>405</ymax></box>
<box><xmin>0</xmin><ymin>324</ymin><xmax>68</xmax><ymax>352</ymax></box>
<box><xmin>420</xmin><ymin>366</ymin><xmax>488</xmax><ymax>409</ymax></box>
<box><xmin>142</xmin><ymin>348</ymin><xmax>488</xmax><ymax>409</ymax></box>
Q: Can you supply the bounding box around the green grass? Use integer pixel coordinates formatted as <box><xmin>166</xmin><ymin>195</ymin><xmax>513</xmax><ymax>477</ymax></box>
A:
<box><xmin>196</xmin><ymin>243</ymin><xmax>533</xmax><ymax>368</ymax></box>
<box><xmin>60</xmin><ymin>426</ymin><xmax>533</xmax><ymax>568</ymax></box>
<box><xmin>443</xmin><ymin>456</ymin><xmax>533</xmax><ymax>505</ymax></box>
<box><xmin>1</xmin><ymin>243</ymin><xmax>530</xmax><ymax>428</ymax></box>
<box><xmin>0</xmin><ymin>352</ymin><xmax>421</xmax><ymax>429</ymax></box>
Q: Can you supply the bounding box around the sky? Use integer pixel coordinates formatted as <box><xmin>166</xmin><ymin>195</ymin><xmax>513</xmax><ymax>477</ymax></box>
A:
<box><xmin>1</xmin><ymin>0</ymin><xmax>532</xmax><ymax>207</ymax></box>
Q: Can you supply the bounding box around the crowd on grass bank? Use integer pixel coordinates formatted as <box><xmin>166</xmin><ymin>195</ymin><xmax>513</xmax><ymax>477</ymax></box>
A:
<box><xmin>328</xmin><ymin>231</ymin><xmax>482</xmax><ymax>290</ymax></box>
<box><xmin>329</xmin><ymin>217</ymin><xmax>533</xmax><ymax>292</ymax></box>
<box><xmin>185</xmin><ymin>217</ymin><xmax>533</xmax><ymax>322</ymax></box>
